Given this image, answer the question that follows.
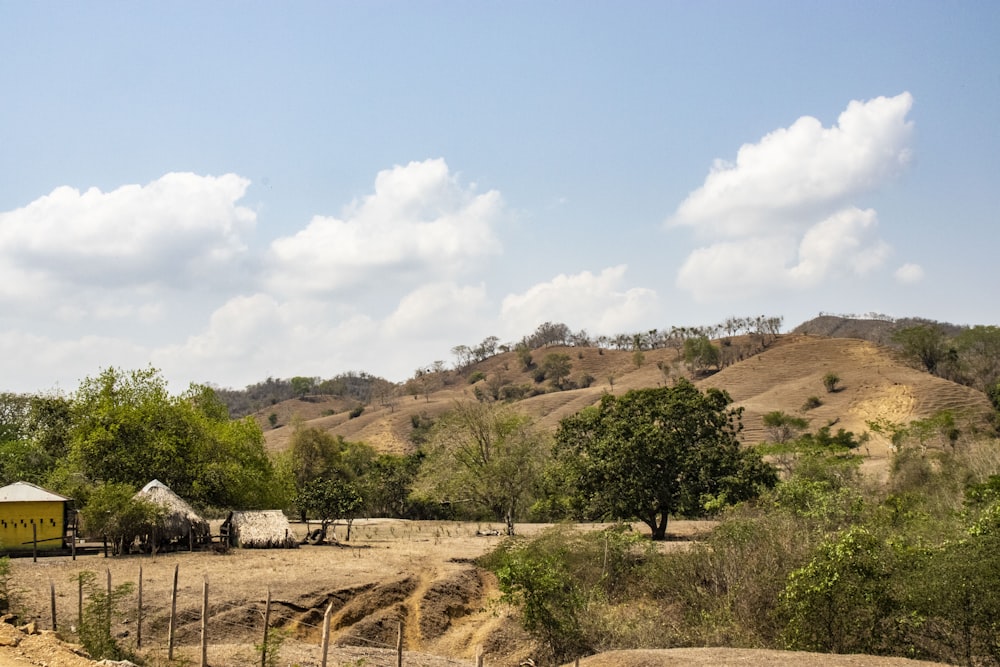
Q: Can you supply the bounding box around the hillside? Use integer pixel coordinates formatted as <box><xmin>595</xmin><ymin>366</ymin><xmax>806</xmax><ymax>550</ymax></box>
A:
<box><xmin>260</xmin><ymin>334</ymin><xmax>995</xmax><ymax>465</ymax></box>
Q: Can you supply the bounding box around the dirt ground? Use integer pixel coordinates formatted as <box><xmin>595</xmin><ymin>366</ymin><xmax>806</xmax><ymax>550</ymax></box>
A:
<box><xmin>2</xmin><ymin>520</ymin><xmax>953</xmax><ymax>667</ymax></box>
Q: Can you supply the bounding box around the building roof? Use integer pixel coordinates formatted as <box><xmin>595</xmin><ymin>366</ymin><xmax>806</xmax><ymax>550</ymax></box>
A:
<box><xmin>0</xmin><ymin>481</ymin><xmax>71</xmax><ymax>503</ymax></box>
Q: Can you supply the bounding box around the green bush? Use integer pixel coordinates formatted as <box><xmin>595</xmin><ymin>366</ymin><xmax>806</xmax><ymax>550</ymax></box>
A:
<box><xmin>780</xmin><ymin>526</ymin><xmax>903</xmax><ymax>654</ymax></box>
<box><xmin>74</xmin><ymin>570</ymin><xmax>137</xmax><ymax>662</ymax></box>
<box><xmin>481</xmin><ymin>525</ymin><xmax>646</xmax><ymax>661</ymax></box>
<box><xmin>348</xmin><ymin>405</ymin><xmax>364</xmax><ymax>419</ymax></box>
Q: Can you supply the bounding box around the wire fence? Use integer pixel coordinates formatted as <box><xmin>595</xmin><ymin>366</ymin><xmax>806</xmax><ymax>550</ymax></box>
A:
<box><xmin>40</xmin><ymin>564</ymin><xmax>467</xmax><ymax>667</ymax></box>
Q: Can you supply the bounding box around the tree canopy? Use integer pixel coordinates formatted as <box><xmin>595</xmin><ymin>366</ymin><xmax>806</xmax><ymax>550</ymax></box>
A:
<box><xmin>416</xmin><ymin>401</ymin><xmax>549</xmax><ymax>535</ymax></box>
<box><xmin>554</xmin><ymin>379</ymin><xmax>777</xmax><ymax>540</ymax></box>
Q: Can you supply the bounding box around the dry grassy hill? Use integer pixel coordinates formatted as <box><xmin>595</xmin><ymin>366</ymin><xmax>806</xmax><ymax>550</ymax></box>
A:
<box><xmin>261</xmin><ymin>335</ymin><xmax>995</xmax><ymax>466</ymax></box>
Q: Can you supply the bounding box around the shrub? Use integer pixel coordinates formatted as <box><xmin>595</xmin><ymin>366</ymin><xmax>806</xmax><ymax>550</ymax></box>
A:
<box><xmin>780</xmin><ymin>527</ymin><xmax>902</xmax><ymax>654</ymax></box>
<box><xmin>823</xmin><ymin>372</ymin><xmax>841</xmax><ymax>393</ymax></box>
<box><xmin>75</xmin><ymin>570</ymin><xmax>137</xmax><ymax>661</ymax></box>
<box><xmin>468</xmin><ymin>371</ymin><xmax>486</xmax><ymax>384</ymax></box>
<box><xmin>348</xmin><ymin>405</ymin><xmax>364</xmax><ymax>419</ymax></box>
<box><xmin>802</xmin><ymin>396</ymin><xmax>822</xmax><ymax>411</ymax></box>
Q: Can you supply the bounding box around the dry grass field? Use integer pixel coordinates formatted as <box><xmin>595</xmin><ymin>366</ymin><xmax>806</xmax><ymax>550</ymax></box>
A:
<box><xmin>261</xmin><ymin>334</ymin><xmax>994</xmax><ymax>469</ymax></box>
<box><xmin>3</xmin><ymin>519</ymin><xmax>954</xmax><ymax>667</ymax></box>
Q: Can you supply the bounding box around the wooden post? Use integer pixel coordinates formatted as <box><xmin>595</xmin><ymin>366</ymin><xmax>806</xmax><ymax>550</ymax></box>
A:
<box><xmin>32</xmin><ymin>523</ymin><xmax>37</xmax><ymax>562</ymax></box>
<box><xmin>49</xmin><ymin>580</ymin><xmax>56</xmax><ymax>631</ymax></box>
<box><xmin>396</xmin><ymin>619</ymin><xmax>403</xmax><ymax>667</ymax></box>
<box><xmin>168</xmin><ymin>564</ymin><xmax>179</xmax><ymax>660</ymax></box>
<box><xmin>189</xmin><ymin>529</ymin><xmax>194</xmax><ymax>552</ymax></box>
<box><xmin>137</xmin><ymin>566</ymin><xmax>143</xmax><ymax>649</ymax></box>
<box><xmin>320</xmin><ymin>601</ymin><xmax>333</xmax><ymax>667</ymax></box>
<box><xmin>103</xmin><ymin>536</ymin><xmax>108</xmax><ymax>558</ymax></box>
<box><xmin>77</xmin><ymin>577</ymin><xmax>83</xmax><ymax>632</ymax></box>
<box><xmin>261</xmin><ymin>588</ymin><xmax>271</xmax><ymax>667</ymax></box>
<box><xmin>475</xmin><ymin>646</ymin><xmax>484</xmax><ymax>667</ymax></box>
<box><xmin>200</xmin><ymin>576</ymin><xmax>209</xmax><ymax>667</ymax></box>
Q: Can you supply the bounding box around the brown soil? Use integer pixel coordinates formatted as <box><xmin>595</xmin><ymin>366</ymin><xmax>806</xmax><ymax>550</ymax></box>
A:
<box><xmin>3</xmin><ymin>520</ymin><xmax>955</xmax><ymax>667</ymax></box>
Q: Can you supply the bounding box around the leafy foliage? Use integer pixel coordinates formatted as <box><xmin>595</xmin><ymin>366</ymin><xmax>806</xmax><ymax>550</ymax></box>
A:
<box><xmin>761</xmin><ymin>411</ymin><xmax>809</xmax><ymax>444</ymax></box>
<box><xmin>415</xmin><ymin>401</ymin><xmax>549</xmax><ymax>535</ymax></box>
<box><xmin>79</xmin><ymin>483</ymin><xmax>164</xmax><ymax>555</ymax></box>
<box><xmin>74</xmin><ymin>570</ymin><xmax>137</xmax><ymax>661</ymax></box>
<box><xmin>555</xmin><ymin>380</ymin><xmax>777</xmax><ymax>540</ymax></box>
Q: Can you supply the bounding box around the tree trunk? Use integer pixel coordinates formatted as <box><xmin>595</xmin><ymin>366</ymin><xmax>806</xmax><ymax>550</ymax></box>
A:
<box><xmin>647</xmin><ymin>513</ymin><xmax>669</xmax><ymax>541</ymax></box>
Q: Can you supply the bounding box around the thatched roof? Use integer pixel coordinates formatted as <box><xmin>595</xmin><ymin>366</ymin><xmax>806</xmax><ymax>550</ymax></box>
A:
<box><xmin>222</xmin><ymin>510</ymin><xmax>297</xmax><ymax>549</ymax></box>
<box><xmin>135</xmin><ymin>480</ymin><xmax>210</xmax><ymax>541</ymax></box>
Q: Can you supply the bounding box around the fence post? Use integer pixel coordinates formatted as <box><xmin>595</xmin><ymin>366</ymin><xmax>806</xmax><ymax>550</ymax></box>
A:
<box><xmin>49</xmin><ymin>581</ymin><xmax>56</xmax><ymax>631</ymax></box>
<box><xmin>476</xmin><ymin>646</ymin><xmax>484</xmax><ymax>667</ymax></box>
<box><xmin>168</xmin><ymin>564</ymin><xmax>179</xmax><ymax>660</ymax></box>
<box><xmin>137</xmin><ymin>566</ymin><xmax>143</xmax><ymax>649</ymax></box>
<box><xmin>77</xmin><ymin>576</ymin><xmax>83</xmax><ymax>632</ymax></box>
<box><xmin>261</xmin><ymin>588</ymin><xmax>271</xmax><ymax>667</ymax></box>
<box><xmin>397</xmin><ymin>619</ymin><xmax>403</xmax><ymax>667</ymax></box>
<box><xmin>200</xmin><ymin>576</ymin><xmax>209</xmax><ymax>667</ymax></box>
<box><xmin>32</xmin><ymin>523</ymin><xmax>37</xmax><ymax>563</ymax></box>
<box><xmin>320</xmin><ymin>601</ymin><xmax>333</xmax><ymax>667</ymax></box>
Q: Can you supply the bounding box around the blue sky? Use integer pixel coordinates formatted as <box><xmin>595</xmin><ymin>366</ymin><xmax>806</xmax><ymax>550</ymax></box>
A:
<box><xmin>1</xmin><ymin>2</ymin><xmax>998</xmax><ymax>393</ymax></box>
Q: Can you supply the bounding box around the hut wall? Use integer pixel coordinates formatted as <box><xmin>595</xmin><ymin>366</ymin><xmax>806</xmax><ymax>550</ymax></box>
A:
<box><xmin>0</xmin><ymin>500</ymin><xmax>66</xmax><ymax>551</ymax></box>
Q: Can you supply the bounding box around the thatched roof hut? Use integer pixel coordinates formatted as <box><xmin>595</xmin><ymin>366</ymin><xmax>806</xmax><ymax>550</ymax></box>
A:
<box><xmin>221</xmin><ymin>510</ymin><xmax>297</xmax><ymax>549</ymax></box>
<box><xmin>135</xmin><ymin>480</ymin><xmax>210</xmax><ymax>546</ymax></box>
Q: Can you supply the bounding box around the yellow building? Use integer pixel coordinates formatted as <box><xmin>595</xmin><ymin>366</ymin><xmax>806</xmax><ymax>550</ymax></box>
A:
<box><xmin>0</xmin><ymin>482</ymin><xmax>72</xmax><ymax>552</ymax></box>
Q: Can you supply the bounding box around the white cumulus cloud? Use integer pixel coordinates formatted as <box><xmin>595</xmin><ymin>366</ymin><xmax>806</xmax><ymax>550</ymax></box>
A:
<box><xmin>266</xmin><ymin>158</ymin><xmax>504</xmax><ymax>296</ymax></box>
<box><xmin>0</xmin><ymin>172</ymin><xmax>255</xmax><ymax>291</ymax></box>
<box><xmin>667</xmin><ymin>93</ymin><xmax>915</xmax><ymax>300</ymax></box>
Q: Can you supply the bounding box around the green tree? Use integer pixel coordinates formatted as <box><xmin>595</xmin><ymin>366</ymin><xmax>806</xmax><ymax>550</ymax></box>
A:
<box><xmin>362</xmin><ymin>453</ymin><xmax>421</xmax><ymax>517</ymax></box>
<box><xmin>822</xmin><ymin>372</ymin><xmax>841</xmax><ymax>393</ymax></box>
<box><xmin>67</xmin><ymin>370</ymin><xmax>278</xmax><ymax>509</ymax></box>
<box><xmin>297</xmin><ymin>477</ymin><xmax>364</xmax><ymax>542</ymax></box>
<box><xmin>287</xmin><ymin>424</ymin><xmax>345</xmax><ymax>492</ymax></box>
<box><xmin>554</xmin><ymin>380</ymin><xmax>777</xmax><ymax>540</ymax></box>
<box><xmin>683</xmin><ymin>335</ymin><xmax>721</xmax><ymax>374</ymax></box>
<box><xmin>80</xmin><ymin>483</ymin><xmax>163</xmax><ymax>556</ymax></box>
<box><xmin>893</xmin><ymin>324</ymin><xmax>948</xmax><ymax>375</ymax></box>
<box><xmin>542</xmin><ymin>353</ymin><xmax>572</xmax><ymax>390</ymax></box>
<box><xmin>416</xmin><ymin>401</ymin><xmax>549</xmax><ymax>535</ymax></box>
<box><xmin>762</xmin><ymin>411</ymin><xmax>809</xmax><ymax>444</ymax></box>
<box><xmin>68</xmin><ymin>367</ymin><xmax>204</xmax><ymax>496</ymax></box>
<box><xmin>290</xmin><ymin>376</ymin><xmax>315</xmax><ymax>398</ymax></box>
